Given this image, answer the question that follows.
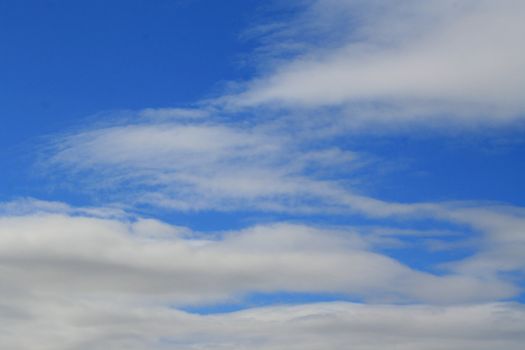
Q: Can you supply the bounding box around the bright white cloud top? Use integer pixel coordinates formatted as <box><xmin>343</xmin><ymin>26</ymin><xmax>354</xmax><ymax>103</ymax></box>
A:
<box><xmin>2</xmin><ymin>0</ymin><xmax>525</xmax><ymax>349</ymax></box>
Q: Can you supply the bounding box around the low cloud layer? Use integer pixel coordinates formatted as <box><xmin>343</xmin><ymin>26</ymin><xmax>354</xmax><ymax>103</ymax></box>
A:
<box><xmin>2</xmin><ymin>300</ymin><xmax>524</xmax><ymax>350</ymax></box>
<box><xmin>1</xmin><ymin>201</ymin><xmax>516</xmax><ymax>305</ymax></box>
<box><xmin>0</xmin><ymin>200</ymin><xmax>524</xmax><ymax>348</ymax></box>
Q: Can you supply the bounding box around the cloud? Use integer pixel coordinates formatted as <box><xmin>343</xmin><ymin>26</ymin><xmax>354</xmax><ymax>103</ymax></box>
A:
<box><xmin>442</xmin><ymin>205</ymin><xmax>525</xmax><ymax>277</ymax></box>
<box><xmin>1</xmin><ymin>300</ymin><xmax>524</xmax><ymax>349</ymax></box>
<box><xmin>139</xmin><ymin>107</ymin><xmax>211</xmax><ymax>120</ymax></box>
<box><xmin>41</xmin><ymin>114</ymin><xmax>525</xmax><ymax>290</ymax></box>
<box><xmin>1</xmin><ymin>202</ymin><xmax>514</xmax><ymax>305</ymax></box>
<box><xmin>45</xmin><ymin>111</ymin><xmax>478</xmax><ymax>217</ymax></box>
<box><xmin>0</xmin><ymin>200</ymin><xmax>523</xmax><ymax>348</ymax></box>
<box><xmin>40</xmin><ymin>102</ymin><xmax>525</xmax><ymax>294</ymax></box>
<box><xmin>227</xmin><ymin>0</ymin><xmax>525</xmax><ymax>127</ymax></box>
<box><xmin>41</xmin><ymin>3</ymin><xmax>525</xmax><ymax>215</ymax></box>
<box><xmin>47</xmin><ymin>117</ymin><xmax>364</xmax><ymax>212</ymax></box>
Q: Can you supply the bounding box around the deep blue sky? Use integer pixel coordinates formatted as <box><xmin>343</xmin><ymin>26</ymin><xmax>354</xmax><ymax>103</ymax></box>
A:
<box><xmin>0</xmin><ymin>0</ymin><xmax>258</xmax><ymax>147</ymax></box>
<box><xmin>1</xmin><ymin>0</ymin><xmax>262</xmax><ymax>201</ymax></box>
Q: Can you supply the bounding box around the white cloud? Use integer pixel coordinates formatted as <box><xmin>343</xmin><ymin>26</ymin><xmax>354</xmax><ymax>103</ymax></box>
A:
<box><xmin>228</xmin><ymin>0</ymin><xmax>525</xmax><ymax>127</ymax></box>
<box><xmin>47</xmin><ymin>119</ymin><xmax>363</xmax><ymax>211</ymax></box>
<box><xmin>41</xmin><ymin>107</ymin><xmax>525</xmax><ymax>293</ymax></box>
<box><xmin>46</xmin><ymin>114</ymin><xmax>472</xmax><ymax>217</ymax></box>
<box><xmin>139</xmin><ymin>107</ymin><xmax>211</xmax><ymax>120</ymax></box>
<box><xmin>0</xmin><ymin>200</ymin><xmax>523</xmax><ymax>348</ymax></box>
<box><xmin>442</xmin><ymin>206</ymin><xmax>525</xmax><ymax>277</ymax></box>
<box><xmin>42</xmin><ymin>116</ymin><xmax>525</xmax><ymax>288</ymax></box>
<box><xmin>1</xmin><ymin>300</ymin><xmax>524</xmax><ymax>350</ymax></box>
<box><xmin>1</xmin><ymin>204</ymin><xmax>513</xmax><ymax>305</ymax></box>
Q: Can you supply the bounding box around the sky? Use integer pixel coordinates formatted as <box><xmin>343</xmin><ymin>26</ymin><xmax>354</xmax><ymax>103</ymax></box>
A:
<box><xmin>1</xmin><ymin>0</ymin><xmax>525</xmax><ymax>349</ymax></box>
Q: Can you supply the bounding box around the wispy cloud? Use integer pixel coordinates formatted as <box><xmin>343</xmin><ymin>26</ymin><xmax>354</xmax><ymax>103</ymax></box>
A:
<box><xmin>46</xmin><ymin>112</ymin><xmax>363</xmax><ymax>212</ymax></box>
<box><xmin>227</xmin><ymin>0</ymin><xmax>525</xmax><ymax>128</ymax></box>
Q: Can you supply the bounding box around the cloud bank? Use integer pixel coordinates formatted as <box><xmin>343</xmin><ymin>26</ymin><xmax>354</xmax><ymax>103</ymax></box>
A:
<box><xmin>2</xmin><ymin>301</ymin><xmax>524</xmax><ymax>350</ymax></box>
<box><xmin>1</xmin><ymin>202</ymin><xmax>516</xmax><ymax>305</ymax></box>
<box><xmin>0</xmin><ymin>200</ymin><xmax>524</xmax><ymax>349</ymax></box>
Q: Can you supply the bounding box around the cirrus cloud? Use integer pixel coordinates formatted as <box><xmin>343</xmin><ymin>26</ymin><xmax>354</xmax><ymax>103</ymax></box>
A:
<box><xmin>227</xmin><ymin>0</ymin><xmax>525</xmax><ymax>128</ymax></box>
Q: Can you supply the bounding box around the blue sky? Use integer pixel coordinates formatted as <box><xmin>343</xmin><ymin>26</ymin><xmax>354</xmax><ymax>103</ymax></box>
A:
<box><xmin>1</xmin><ymin>1</ymin><xmax>525</xmax><ymax>349</ymax></box>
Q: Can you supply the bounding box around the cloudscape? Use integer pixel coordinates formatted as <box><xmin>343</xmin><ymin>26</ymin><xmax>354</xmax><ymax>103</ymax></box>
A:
<box><xmin>1</xmin><ymin>1</ymin><xmax>525</xmax><ymax>349</ymax></box>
